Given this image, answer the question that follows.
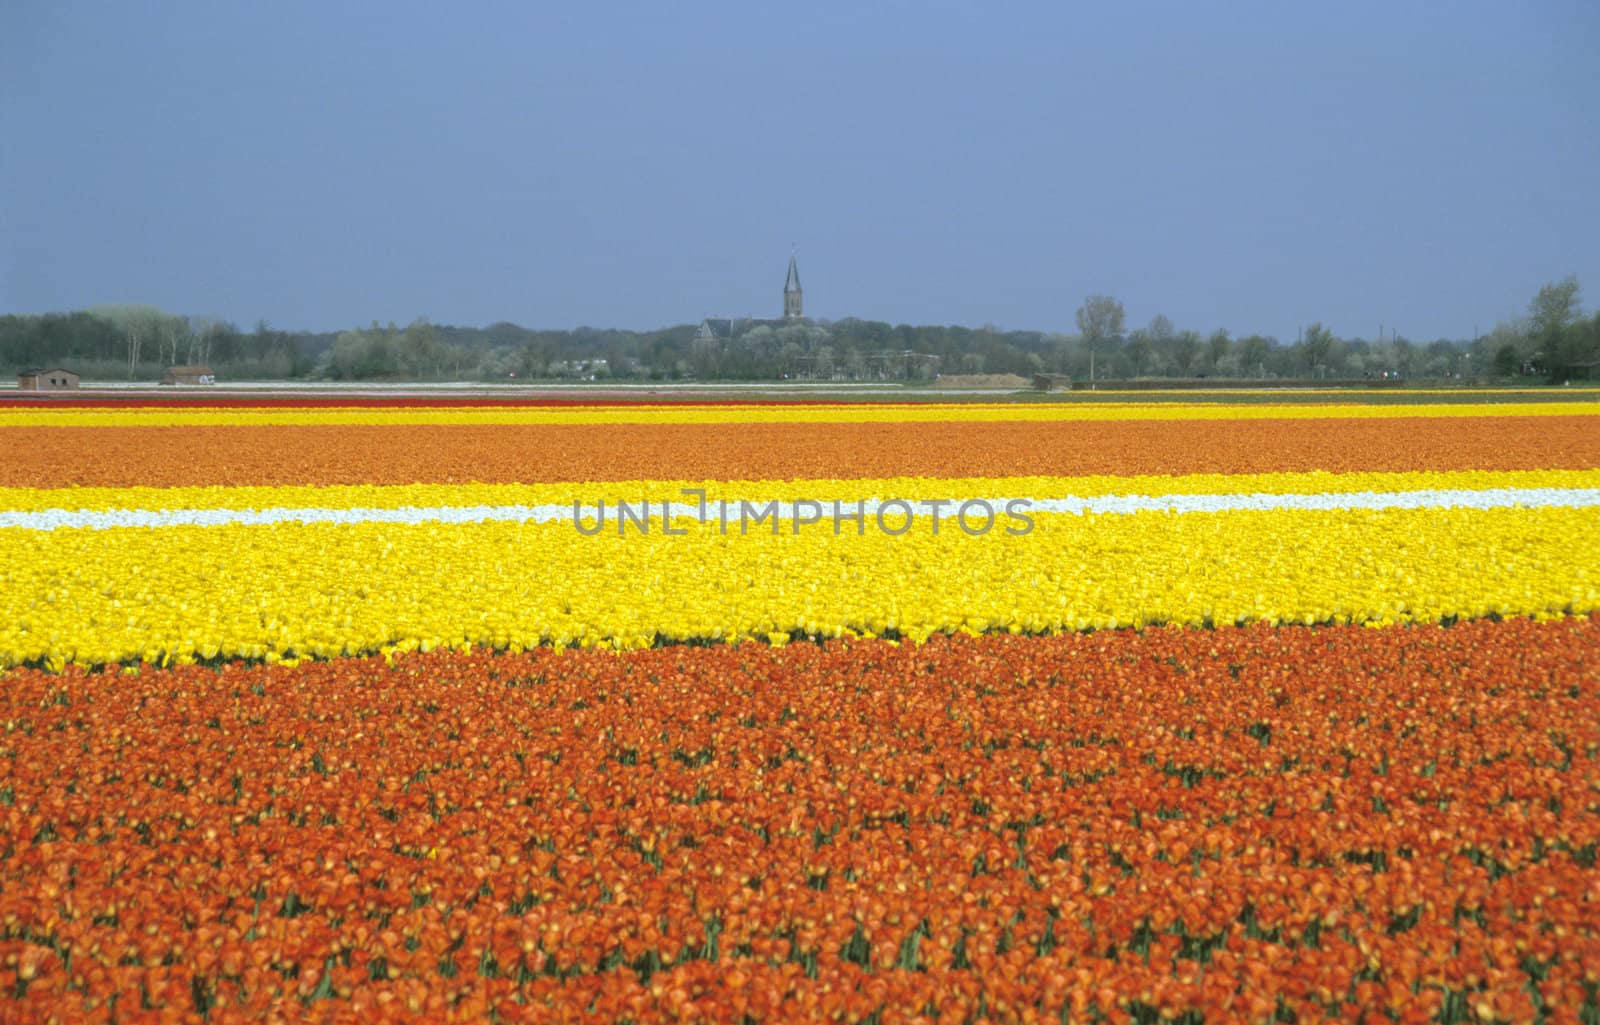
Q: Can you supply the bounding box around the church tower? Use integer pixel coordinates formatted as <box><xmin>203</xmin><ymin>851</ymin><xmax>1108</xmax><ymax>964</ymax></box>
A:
<box><xmin>783</xmin><ymin>253</ymin><xmax>803</xmax><ymax>320</ymax></box>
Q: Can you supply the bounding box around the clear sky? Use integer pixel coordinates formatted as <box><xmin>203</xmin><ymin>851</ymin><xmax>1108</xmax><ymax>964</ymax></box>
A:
<box><xmin>4</xmin><ymin>1</ymin><xmax>1597</xmax><ymax>342</ymax></box>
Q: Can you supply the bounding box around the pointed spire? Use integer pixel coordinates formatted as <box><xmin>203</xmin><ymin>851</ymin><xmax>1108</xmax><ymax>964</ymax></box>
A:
<box><xmin>783</xmin><ymin>250</ymin><xmax>803</xmax><ymax>320</ymax></box>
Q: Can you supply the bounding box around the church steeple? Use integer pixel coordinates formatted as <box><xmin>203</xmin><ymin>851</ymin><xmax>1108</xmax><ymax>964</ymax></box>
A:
<box><xmin>783</xmin><ymin>252</ymin><xmax>802</xmax><ymax>320</ymax></box>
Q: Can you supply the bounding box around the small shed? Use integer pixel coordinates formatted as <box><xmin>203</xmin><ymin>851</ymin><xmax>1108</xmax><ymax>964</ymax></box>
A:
<box><xmin>161</xmin><ymin>366</ymin><xmax>216</xmax><ymax>386</ymax></box>
<box><xmin>18</xmin><ymin>368</ymin><xmax>81</xmax><ymax>390</ymax></box>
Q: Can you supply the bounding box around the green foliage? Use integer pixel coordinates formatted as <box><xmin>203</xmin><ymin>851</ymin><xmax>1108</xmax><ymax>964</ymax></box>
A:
<box><xmin>8</xmin><ymin>284</ymin><xmax>1590</xmax><ymax>383</ymax></box>
<box><xmin>1</xmin><ymin>311</ymin><xmax>311</xmax><ymax>380</ymax></box>
<box><xmin>1300</xmin><ymin>322</ymin><xmax>1335</xmax><ymax>372</ymax></box>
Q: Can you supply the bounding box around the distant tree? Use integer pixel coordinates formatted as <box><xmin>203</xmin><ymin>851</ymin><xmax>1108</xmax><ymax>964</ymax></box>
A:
<box><xmin>186</xmin><ymin>316</ymin><xmax>237</xmax><ymax>366</ymax></box>
<box><xmin>329</xmin><ymin>330</ymin><xmax>365</xmax><ymax>379</ymax></box>
<box><xmin>1236</xmin><ymin>335</ymin><xmax>1271</xmax><ymax>378</ymax></box>
<box><xmin>1544</xmin><ymin>310</ymin><xmax>1600</xmax><ymax>381</ymax></box>
<box><xmin>518</xmin><ymin>339</ymin><xmax>552</xmax><ymax>378</ymax></box>
<box><xmin>1171</xmin><ymin>330</ymin><xmax>1202</xmax><ymax>376</ymax></box>
<box><xmin>1206</xmin><ymin>329</ymin><xmax>1231</xmax><ymax>375</ymax></box>
<box><xmin>441</xmin><ymin>342</ymin><xmax>471</xmax><ymax>378</ymax></box>
<box><xmin>160</xmin><ymin>316</ymin><xmax>190</xmax><ymax>367</ymax></box>
<box><xmin>1477</xmin><ymin>320</ymin><xmax>1525</xmax><ymax>375</ymax></box>
<box><xmin>398</xmin><ymin>319</ymin><xmax>440</xmax><ymax>376</ymax></box>
<box><xmin>1578</xmin><ymin>313</ymin><xmax>1600</xmax><ymax>378</ymax></box>
<box><xmin>743</xmin><ymin>325</ymin><xmax>776</xmax><ymax>355</ymax></box>
<box><xmin>775</xmin><ymin>323</ymin><xmax>813</xmax><ymax>351</ymax></box>
<box><xmin>249</xmin><ymin>319</ymin><xmax>277</xmax><ymax>361</ymax></box>
<box><xmin>1300</xmin><ymin>322</ymin><xmax>1335</xmax><ymax>376</ymax></box>
<box><xmin>1139</xmin><ymin>314</ymin><xmax>1183</xmax><ymax>376</ymax></box>
<box><xmin>1076</xmin><ymin>295</ymin><xmax>1125</xmax><ymax>382</ymax></box>
<box><xmin>1</xmin><ymin>311</ymin><xmax>125</xmax><ymax>370</ymax></box>
<box><xmin>330</xmin><ymin>324</ymin><xmax>402</xmax><ymax>379</ymax></box>
<box><xmin>1528</xmin><ymin>276</ymin><xmax>1592</xmax><ymax>380</ymax></box>
<box><xmin>1395</xmin><ymin>337</ymin><xmax>1419</xmax><ymax>377</ymax></box>
<box><xmin>1424</xmin><ymin>339</ymin><xmax>1457</xmax><ymax>377</ymax></box>
<box><xmin>92</xmin><ymin>304</ymin><xmax>174</xmax><ymax>379</ymax></box>
<box><xmin>1124</xmin><ymin>331</ymin><xmax>1154</xmax><ymax>377</ymax></box>
<box><xmin>1529</xmin><ymin>276</ymin><xmax>1581</xmax><ymax>347</ymax></box>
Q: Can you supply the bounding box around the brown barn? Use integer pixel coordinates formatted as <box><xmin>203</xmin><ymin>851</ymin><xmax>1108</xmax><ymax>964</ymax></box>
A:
<box><xmin>161</xmin><ymin>366</ymin><xmax>217</xmax><ymax>386</ymax></box>
<box><xmin>18</xmin><ymin>368</ymin><xmax>81</xmax><ymax>390</ymax></box>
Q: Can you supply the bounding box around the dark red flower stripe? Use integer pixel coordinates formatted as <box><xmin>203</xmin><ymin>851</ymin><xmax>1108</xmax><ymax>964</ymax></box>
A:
<box><xmin>0</xmin><ymin>395</ymin><xmax>941</xmax><ymax>409</ymax></box>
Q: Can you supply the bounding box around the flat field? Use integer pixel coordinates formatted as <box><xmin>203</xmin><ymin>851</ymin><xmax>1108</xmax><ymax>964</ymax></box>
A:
<box><xmin>1</xmin><ymin>390</ymin><xmax>1597</xmax><ymax>1023</ymax></box>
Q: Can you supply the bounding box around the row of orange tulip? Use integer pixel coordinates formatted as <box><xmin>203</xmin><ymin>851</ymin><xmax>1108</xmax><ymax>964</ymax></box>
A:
<box><xmin>3</xmin><ymin>617</ymin><xmax>1596</xmax><ymax>1023</ymax></box>
<box><xmin>3</xmin><ymin>412</ymin><xmax>1597</xmax><ymax>487</ymax></box>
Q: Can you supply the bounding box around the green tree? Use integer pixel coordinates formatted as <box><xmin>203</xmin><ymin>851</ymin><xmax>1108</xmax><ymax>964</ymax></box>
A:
<box><xmin>330</xmin><ymin>324</ymin><xmax>401</xmax><ymax>379</ymax></box>
<box><xmin>1236</xmin><ymin>335</ymin><xmax>1271</xmax><ymax>378</ymax></box>
<box><xmin>91</xmin><ymin>304</ymin><xmax>173</xmax><ymax>379</ymax></box>
<box><xmin>1300</xmin><ymin>323</ymin><xmax>1335</xmax><ymax>376</ymax></box>
<box><xmin>1392</xmin><ymin>337</ymin><xmax>1417</xmax><ymax>377</ymax></box>
<box><xmin>398</xmin><ymin>319</ymin><xmax>440</xmax><ymax>377</ymax></box>
<box><xmin>1171</xmin><ymin>330</ymin><xmax>1202</xmax><ymax>377</ymax></box>
<box><xmin>1529</xmin><ymin>277</ymin><xmax>1591</xmax><ymax>380</ymax></box>
<box><xmin>1075</xmin><ymin>295</ymin><xmax>1125</xmax><ymax>383</ymax></box>
<box><xmin>1424</xmin><ymin>339</ymin><xmax>1457</xmax><ymax>377</ymax></box>
<box><xmin>1125</xmin><ymin>332</ymin><xmax>1153</xmax><ymax>377</ymax></box>
<box><xmin>1547</xmin><ymin>311</ymin><xmax>1600</xmax><ymax>381</ymax></box>
<box><xmin>1529</xmin><ymin>276</ymin><xmax>1581</xmax><ymax>347</ymax></box>
<box><xmin>1205</xmin><ymin>329</ymin><xmax>1231</xmax><ymax>375</ymax></box>
<box><xmin>186</xmin><ymin>316</ymin><xmax>237</xmax><ymax>367</ymax></box>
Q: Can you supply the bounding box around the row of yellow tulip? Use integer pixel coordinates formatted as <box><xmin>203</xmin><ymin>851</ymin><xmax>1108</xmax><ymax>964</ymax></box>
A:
<box><xmin>4</xmin><ymin>504</ymin><xmax>1593</xmax><ymax>668</ymax></box>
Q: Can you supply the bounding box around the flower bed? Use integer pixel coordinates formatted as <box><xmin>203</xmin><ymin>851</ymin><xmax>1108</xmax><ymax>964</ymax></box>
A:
<box><xmin>3</xmin><ymin>622</ymin><xmax>1597</xmax><ymax>1023</ymax></box>
<box><xmin>2</xmin><ymin>396</ymin><xmax>1598</xmax><ymax>1022</ymax></box>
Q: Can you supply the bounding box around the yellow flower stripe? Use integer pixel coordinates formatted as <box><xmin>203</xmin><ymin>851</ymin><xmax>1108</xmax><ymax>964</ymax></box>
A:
<box><xmin>1</xmin><ymin>469</ymin><xmax>1598</xmax><ymax>514</ymax></box>
<box><xmin>2</xmin><ymin>505</ymin><xmax>1593</xmax><ymax>668</ymax></box>
<box><xmin>1024</xmin><ymin>387</ymin><xmax>1600</xmax><ymax>396</ymax></box>
<box><xmin>2</xmin><ymin>401</ymin><xmax>1598</xmax><ymax>428</ymax></box>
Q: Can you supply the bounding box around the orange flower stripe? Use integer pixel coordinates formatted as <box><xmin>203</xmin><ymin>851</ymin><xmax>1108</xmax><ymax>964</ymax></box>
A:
<box><xmin>2</xmin><ymin>414</ymin><xmax>1597</xmax><ymax>488</ymax></box>
<box><xmin>0</xmin><ymin>621</ymin><xmax>1596</xmax><ymax>1023</ymax></box>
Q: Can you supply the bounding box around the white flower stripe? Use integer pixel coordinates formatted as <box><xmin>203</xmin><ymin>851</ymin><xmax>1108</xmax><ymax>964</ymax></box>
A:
<box><xmin>2</xmin><ymin>487</ymin><xmax>1597</xmax><ymax>531</ymax></box>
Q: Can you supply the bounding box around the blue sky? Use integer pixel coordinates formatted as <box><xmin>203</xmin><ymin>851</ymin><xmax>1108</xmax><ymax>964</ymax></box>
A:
<box><xmin>3</xmin><ymin>1</ymin><xmax>1596</xmax><ymax>341</ymax></box>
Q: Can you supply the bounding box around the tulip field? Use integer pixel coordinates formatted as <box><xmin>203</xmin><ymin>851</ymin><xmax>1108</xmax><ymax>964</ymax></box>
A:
<box><xmin>2</xmin><ymin>392</ymin><xmax>1599</xmax><ymax>1024</ymax></box>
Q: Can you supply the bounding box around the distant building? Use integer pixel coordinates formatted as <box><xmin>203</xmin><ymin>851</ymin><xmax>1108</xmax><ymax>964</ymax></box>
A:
<box><xmin>18</xmin><ymin>368</ymin><xmax>80</xmax><ymax>390</ymax></box>
<box><xmin>161</xmin><ymin>366</ymin><xmax>216</xmax><ymax>386</ymax></box>
<box><xmin>695</xmin><ymin>318</ymin><xmax>742</xmax><ymax>345</ymax></box>
<box><xmin>697</xmin><ymin>253</ymin><xmax>808</xmax><ymax>344</ymax></box>
<box><xmin>549</xmin><ymin>358</ymin><xmax>609</xmax><ymax>380</ymax></box>
<box><xmin>783</xmin><ymin>252</ymin><xmax>802</xmax><ymax>320</ymax></box>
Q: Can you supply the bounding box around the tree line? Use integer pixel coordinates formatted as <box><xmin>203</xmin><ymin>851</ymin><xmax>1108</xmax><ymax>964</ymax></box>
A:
<box><xmin>0</xmin><ymin>306</ymin><xmax>319</xmax><ymax>381</ymax></box>
<box><xmin>4</xmin><ymin>279</ymin><xmax>1596</xmax><ymax>384</ymax></box>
